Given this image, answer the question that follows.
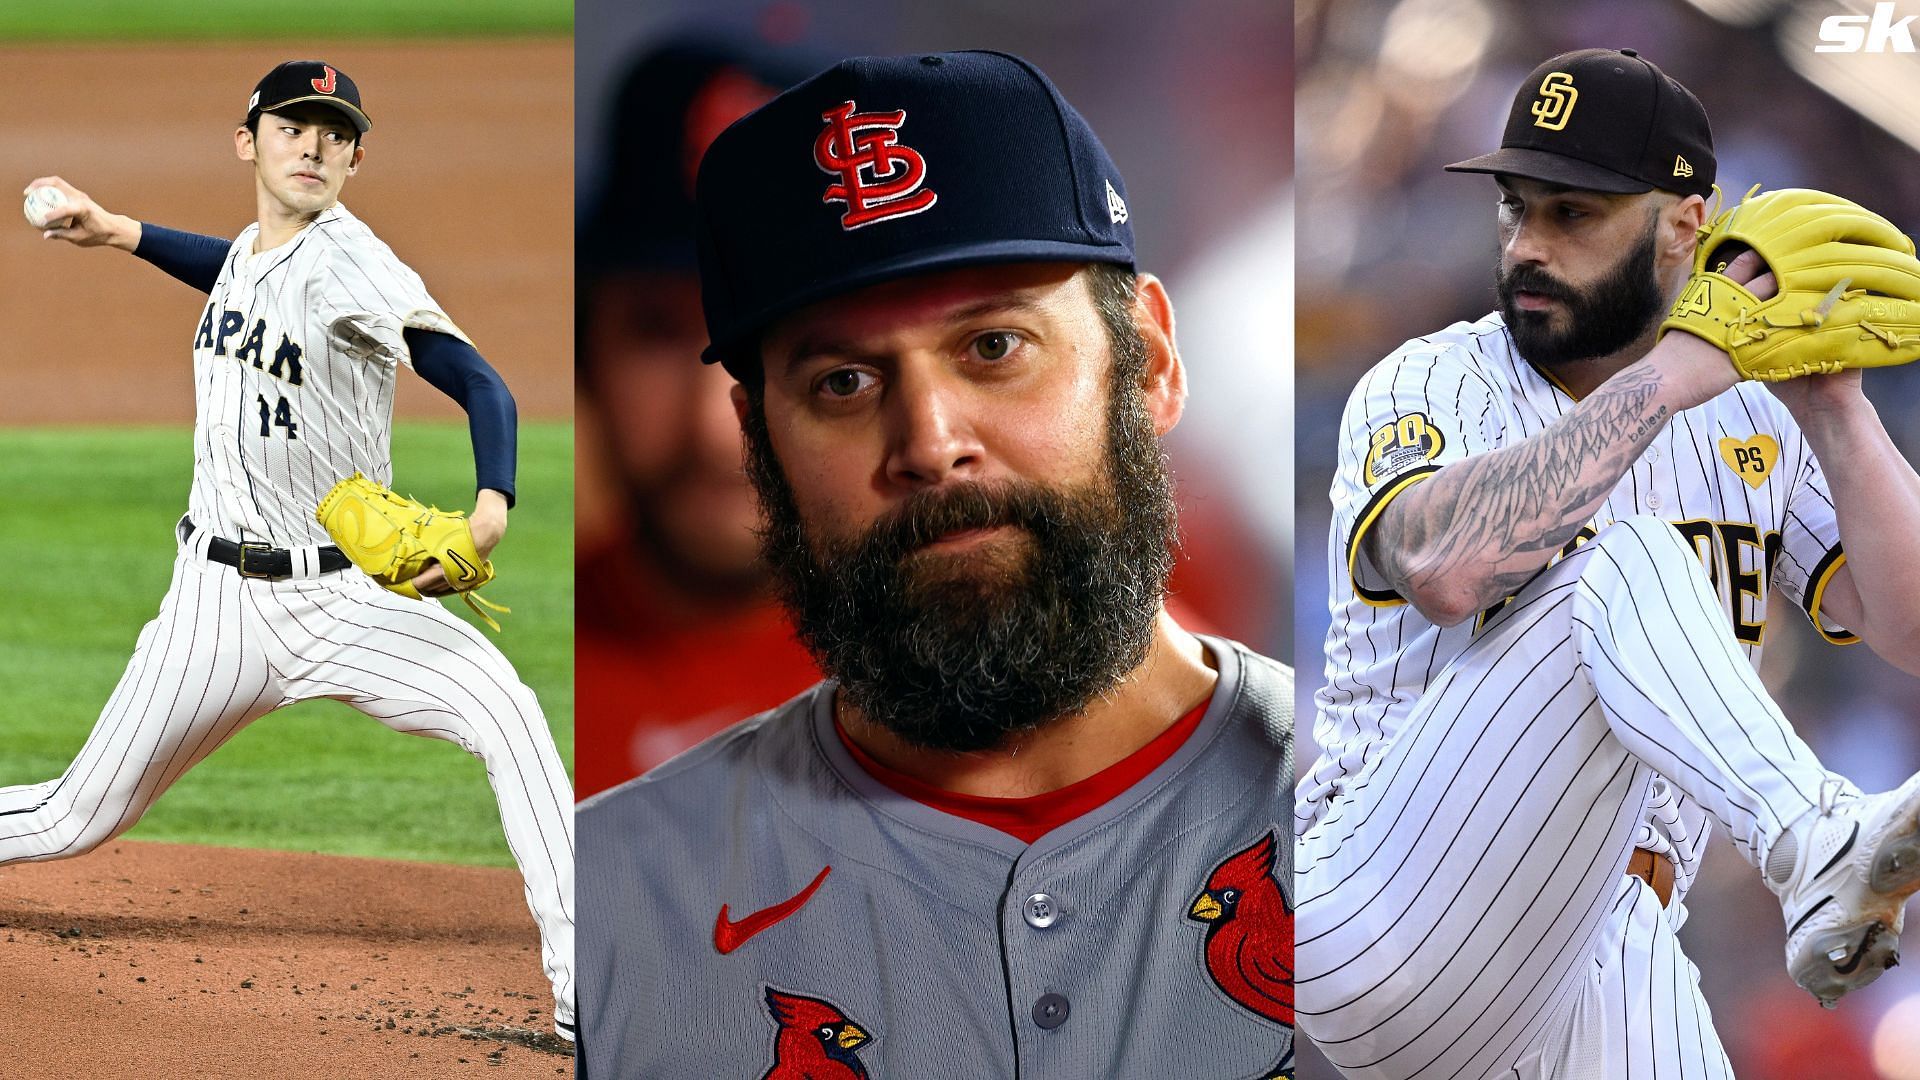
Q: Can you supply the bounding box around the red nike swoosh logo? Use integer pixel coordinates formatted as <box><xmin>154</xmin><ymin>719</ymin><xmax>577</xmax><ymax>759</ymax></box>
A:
<box><xmin>714</xmin><ymin>865</ymin><xmax>832</xmax><ymax>955</ymax></box>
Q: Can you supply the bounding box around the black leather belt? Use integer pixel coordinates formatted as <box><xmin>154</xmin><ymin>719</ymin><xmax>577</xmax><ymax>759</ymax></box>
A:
<box><xmin>183</xmin><ymin>518</ymin><xmax>350</xmax><ymax>579</ymax></box>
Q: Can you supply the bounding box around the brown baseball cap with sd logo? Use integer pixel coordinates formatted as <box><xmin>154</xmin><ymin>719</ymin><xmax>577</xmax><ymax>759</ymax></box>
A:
<box><xmin>1446</xmin><ymin>48</ymin><xmax>1713</xmax><ymax>199</ymax></box>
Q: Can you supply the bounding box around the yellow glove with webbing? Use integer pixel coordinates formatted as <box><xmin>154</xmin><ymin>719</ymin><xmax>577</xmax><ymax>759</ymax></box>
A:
<box><xmin>315</xmin><ymin>472</ymin><xmax>509</xmax><ymax>631</ymax></box>
<box><xmin>1661</xmin><ymin>186</ymin><xmax>1920</xmax><ymax>381</ymax></box>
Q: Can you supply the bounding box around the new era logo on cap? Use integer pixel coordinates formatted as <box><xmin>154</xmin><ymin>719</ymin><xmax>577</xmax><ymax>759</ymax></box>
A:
<box><xmin>1106</xmin><ymin>179</ymin><xmax>1128</xmax><ymax>224</ymax></box>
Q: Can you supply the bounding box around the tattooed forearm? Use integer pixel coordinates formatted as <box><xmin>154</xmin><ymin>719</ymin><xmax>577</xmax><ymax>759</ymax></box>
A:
<box><xmin>1371</xmin><ymin>363</ymin><xmax>1673</xmax><ymax>619</ymax></box>
<box><xmin>1626</xmin><ymin>403</ymin><xmax>1670</xmax><ymax>444</ymax></box>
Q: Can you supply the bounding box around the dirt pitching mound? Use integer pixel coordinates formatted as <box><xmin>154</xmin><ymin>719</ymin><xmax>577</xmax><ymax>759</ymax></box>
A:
<box><xmin>0</xmin><ymin>841</ymin><xmax>567</xmax><ymax>1079</ymax></box>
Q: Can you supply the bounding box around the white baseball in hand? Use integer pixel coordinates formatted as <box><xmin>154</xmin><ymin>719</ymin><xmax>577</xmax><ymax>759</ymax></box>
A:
<box><xmin>23</xmin><ymin>186</ymin><xmax>72</xmax><ymax>229</ymax></box>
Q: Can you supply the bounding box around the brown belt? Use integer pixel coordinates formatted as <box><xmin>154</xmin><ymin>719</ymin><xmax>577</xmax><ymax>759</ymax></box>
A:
<box><xmin>1627</xmin><ymin>848</ymin><xmax>1675</xmax><ymax>907</ymax></box>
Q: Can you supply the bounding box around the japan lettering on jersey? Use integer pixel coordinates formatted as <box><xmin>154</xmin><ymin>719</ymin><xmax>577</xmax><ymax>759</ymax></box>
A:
<box><xmin>187</xmin><ymin>203</ymin><xmax>469</xmax><ymax>548</ymax></box>
<box><xmin>1300</xmin><ymin>312</ymin><xmax>1851</xmax><ymax>846</ymax></box>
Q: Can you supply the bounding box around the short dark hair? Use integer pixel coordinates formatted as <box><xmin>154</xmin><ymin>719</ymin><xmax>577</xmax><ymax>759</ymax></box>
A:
<box><xmin>740</xmin><ymin>261</ymin><xmax>1143</xmax><ymax>410</ymax></box>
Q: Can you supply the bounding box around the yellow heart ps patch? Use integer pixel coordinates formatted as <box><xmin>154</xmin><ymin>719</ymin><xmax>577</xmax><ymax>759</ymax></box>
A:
<box><xmin>1718</xmin><ymin>435</ymin><xmax>1779</xmax><ymax>489</ymax></box>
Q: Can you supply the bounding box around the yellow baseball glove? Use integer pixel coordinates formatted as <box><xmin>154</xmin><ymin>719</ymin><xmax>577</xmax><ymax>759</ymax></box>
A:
<box><xmin>315</xmin><ymin>472</ymin><xmax>509</xmax><ymax>630</ymax></box>
<box><xmin>1660</xmin><ymin>186</ymin><xmax>1920</xmax><ymax>381</ymax></box>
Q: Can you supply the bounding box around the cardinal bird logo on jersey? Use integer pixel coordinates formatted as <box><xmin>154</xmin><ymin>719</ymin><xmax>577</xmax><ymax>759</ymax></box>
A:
<box><xmin>761</xmin><ymin>987</ymin><xmax>873</xmax><ymax>1079</ymax></box>
<box><xmin>1189</xmin><ymin>830</ymin><xmax>1293</xmax><ymax>1028</ymax></box>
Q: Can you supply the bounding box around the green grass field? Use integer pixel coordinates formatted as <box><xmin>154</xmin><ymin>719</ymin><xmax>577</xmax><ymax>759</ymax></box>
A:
<box><xmin>0</xmin><ymin>0</ymin><xmax>569</xmax><ymax>40</ymax></box>
<box><xmin>0</xmin><ymin>420</ymin><xmax>572</xmax><ymax>867</ymax></box>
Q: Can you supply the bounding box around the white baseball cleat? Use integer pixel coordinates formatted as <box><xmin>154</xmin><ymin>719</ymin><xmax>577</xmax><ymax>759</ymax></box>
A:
<box><xmin>1766</xmin><ymin>774</ymin><xmax>1920</xmax><ymax>1008</ymax></box>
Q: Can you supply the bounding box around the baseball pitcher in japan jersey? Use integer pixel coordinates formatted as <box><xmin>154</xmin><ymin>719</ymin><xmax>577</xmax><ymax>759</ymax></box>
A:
<box><xmin>3</xmin><ymin>61</ymin><xmax>574</xmax><ymax>1038</ymax></box>
<box><xmin>188</xmin><ymin>203</ymin><xmax>469</xmax><ymax>548</ymax></box>
<box><xmin>579</xmin><ymin>638</ymin><xmax>1292</xmax><ymax>1079</ymax></box>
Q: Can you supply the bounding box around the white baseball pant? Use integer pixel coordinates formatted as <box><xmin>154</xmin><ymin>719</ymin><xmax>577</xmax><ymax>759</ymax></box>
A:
<box><xmin>0</xmin><ymin>537</ymin><xmax>575</xmax><ymax>1025</ymax></box>
<box><xmin>1298</xmin><ymin>515</ymin><xmax>1833</xmax><ymax>1079</ymax></box>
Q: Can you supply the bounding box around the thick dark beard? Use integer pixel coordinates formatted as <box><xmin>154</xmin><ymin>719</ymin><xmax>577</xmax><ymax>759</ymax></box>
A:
<box><xmin>1497</xmin><ymin>217</ymin><xmax>1665</xmax><ymax>367</ymax></box>
<box><xmin>740</xmin><ymin>359</ymin><xmax>1178</xmax><ymax>754</ymax></box>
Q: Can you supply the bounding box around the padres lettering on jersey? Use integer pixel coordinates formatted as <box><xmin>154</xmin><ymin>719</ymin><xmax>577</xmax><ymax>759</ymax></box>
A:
<box><xmin>188</xmin><ymin>203</ymin><xmax>469</xmax><ymax>549</ymax></box>
<box><xmin>1469</xmin><ymin>516</ymin><xmax>1788</xmax><ymax>645</ymax></box>
<box><xmin>1303</xmin><ymin>311</ymin><xmax>1853</xmax><ymax>834</ymax></box>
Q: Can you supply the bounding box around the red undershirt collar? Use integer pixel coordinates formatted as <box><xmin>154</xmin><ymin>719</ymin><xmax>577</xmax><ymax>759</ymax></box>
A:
<box><xmin>834</xmin><ymin>695</ymin><xmax>1214</xmax><ymax>844</ymax></box>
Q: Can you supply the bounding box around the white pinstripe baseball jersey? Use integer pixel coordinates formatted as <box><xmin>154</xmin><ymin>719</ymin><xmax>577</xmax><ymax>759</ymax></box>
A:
<box><xmin>1293</xmin><ymin>310</ymin><xmax>1870</xmax><ymax>1079</ymax></box>
<box><xmin>188</xmin><ymin>203</ymin><xmax>468</xmax><ymax>548</ymax></box>
<box><xmin>1</xmin><ymin>201</ymin><xmax>575</xmax><ymax>1037</ymax></box>
<box><xmin>1302</xmin><ymin>311</ymin><xmax>1852</xmax><ymax>900</ymax></box>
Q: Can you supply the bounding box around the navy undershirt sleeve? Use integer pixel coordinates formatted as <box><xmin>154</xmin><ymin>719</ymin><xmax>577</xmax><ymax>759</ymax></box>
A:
<box><xmin>133</xmin><ymin>223</ymin><xmax>229</xmax><ymax>293</ymax></box>
<box><xmin>404</xmin><ymin>328</ymin><xmax>518</xmax><ymax>508</ymax></box>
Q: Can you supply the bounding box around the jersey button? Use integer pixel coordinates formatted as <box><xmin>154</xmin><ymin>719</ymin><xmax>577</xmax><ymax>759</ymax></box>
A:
<box><xmin>1023</xmin><ymin>893</ymin><xmax>1060</xmax><ymax>928</ymax></box>
<box><xmin>1031</xmin><ymin>992</ymin><xmax>1070</xmax><ymax>1030</ymax></box>
<box><xmin>1647</xmin><ymin>491</ymin><xmax>1662</xmax><ymax>510</ymax></box>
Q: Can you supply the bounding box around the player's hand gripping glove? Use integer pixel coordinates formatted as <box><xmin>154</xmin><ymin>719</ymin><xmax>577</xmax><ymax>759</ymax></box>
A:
<box><xmin>1660</xmin><ymin>186</ymin><xmax>1920</xmax><ymax>381</ymax></box>
<box><xmin>315</xmin><ymin>472</ymin><xmax>510</xmax><ymax>631</ymax></box>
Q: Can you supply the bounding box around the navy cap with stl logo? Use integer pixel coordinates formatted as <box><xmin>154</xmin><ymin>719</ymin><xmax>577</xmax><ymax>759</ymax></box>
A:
<box><xmin>693</xmin><ymin>50</ymin><xmax>1137</xmax><ymax>377</ymax></box>
<box><xmin>248</xmin><ymin>60</ymin><xmax>370</xmax><ymax>134</ymax></box>
<box><xmin>1446</xmin><ymin>49</ymin><xmax>1713</xmax><ymax>200</ymax></box>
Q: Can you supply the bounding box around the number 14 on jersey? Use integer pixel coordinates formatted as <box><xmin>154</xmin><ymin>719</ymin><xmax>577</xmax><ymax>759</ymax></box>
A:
<box><xmin>256</xmin><ymin>394</ymin><xmax>298</xmax><ymax>439</ymax></box>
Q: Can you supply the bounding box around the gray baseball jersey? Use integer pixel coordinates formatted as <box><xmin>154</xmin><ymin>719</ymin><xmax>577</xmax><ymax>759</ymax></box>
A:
<box><xmin>578</xmin><ymin>635</ymin><xmax>1293</xmax><ymax>1079</ymax></box>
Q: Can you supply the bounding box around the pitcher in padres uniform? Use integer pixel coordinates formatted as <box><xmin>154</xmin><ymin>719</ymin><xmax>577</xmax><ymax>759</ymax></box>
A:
<box><xmin>6</xmin><ymin>61</ymin><xmax>574</xmax><ymax>1039</ymax></box>
<box><xmin>1297</xmin><ymin>49</ymin><xmax>1920</xmax><ymax>1079</ymax></box>
<box><xmin>577</xmin><ymin>52</ymin><xmax>1292</xmax><ymax>1078</ymax></box>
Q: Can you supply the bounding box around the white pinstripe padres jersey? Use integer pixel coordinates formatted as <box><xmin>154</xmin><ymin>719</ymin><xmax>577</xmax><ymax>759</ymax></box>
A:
<box><xmin>1300</xmin><ymin>312</ymin><xmax>1852</xmax><ymax>861</ymax></box>
<box><xmin>186</xmin><ymin>203</ymin><xmax>468</xmax><ymax>547</ymax></box>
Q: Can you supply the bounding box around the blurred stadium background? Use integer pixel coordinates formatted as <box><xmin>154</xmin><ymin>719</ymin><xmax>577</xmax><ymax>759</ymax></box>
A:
<box><xmin>1295</xmin><ymin>0</ymin><xmax>1920</xmax><ymax>1076</ymax></box>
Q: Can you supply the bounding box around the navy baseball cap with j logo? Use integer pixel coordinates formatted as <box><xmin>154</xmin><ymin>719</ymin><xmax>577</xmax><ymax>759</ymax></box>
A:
<box><xmin>248</xmin><ymin>60</ymin><xmax>371</xmax><ymax>134</ymax></box>
<box><xmin>692</xmin><ymin>50</ymin><xmax>1136</xmax><ymax>378</ymax></box>
<box><xmin>1445</xmin><ymin>48</ymin><xmax>1713</xmax><ymax>201</ymax></box>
